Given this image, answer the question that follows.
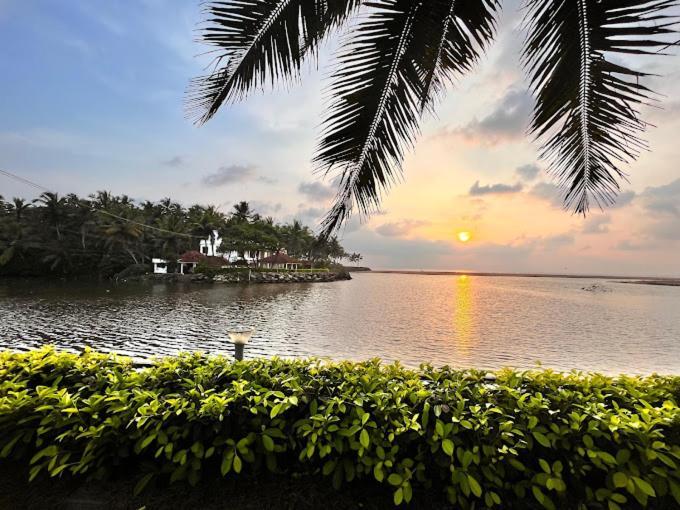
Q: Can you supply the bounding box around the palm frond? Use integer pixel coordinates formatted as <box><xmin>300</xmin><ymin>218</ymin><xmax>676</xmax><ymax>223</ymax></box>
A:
<box><xmin>523</xmin><ymin>0</ymin><xmax>679</xmax><ymax>213</ymax></box>
<box><xmin>316</xmin><ymin>0</ymin><xmax>500</xmax><ymax>235</ymax></box>
<box><xmin>186</xmin><ymin>0</ymin><xmax>362</xmax><ymax>124</ymax></box>
<box><xmin>420</xmin><ymin>0</ymin><xmax>500</xmax><ymax>112</ymax></box>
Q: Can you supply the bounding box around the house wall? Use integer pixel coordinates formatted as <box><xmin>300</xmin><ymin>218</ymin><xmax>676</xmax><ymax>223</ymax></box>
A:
<box><xmin>198</xmin><ymin>230</ymin><xmax>271</xmax><ymax>264</ymax></box>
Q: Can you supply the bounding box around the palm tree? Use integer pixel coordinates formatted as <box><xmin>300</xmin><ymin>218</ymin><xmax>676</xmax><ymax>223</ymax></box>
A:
<box><xmin>36</xmin><ymin>192</ymin><xmax>67</xmax><ymax>240</ymax></box>
<box><xmin>10</xmin><ymin>198</ymin><xmax>31</xmax><ymax>222</ymax></box>
<box><xmin>232</xmin><ymin>201</ymin><xmax>253</xmax><ymax>223</ymax></box>
<box><xmin>192</xmin><ymin>206</ymin><xmax>225</xmax><ymax>255</ymax></box>
<box><xmin>187</xmin><ymin>0</ymin><xmax>679</xmax><ymax>235</ymax></box>
<box><xmin>69</xmin><ymin>199</ymin><xmax>96</xmax><ymax>250</ymax></box>
<box><xmin>283</xmin><ymin>220</ymin><xmax>313</xmax><ymax>258</ymax></box>
<box><xmin>156</xmin><ymin>214</ymin><xmax>191</xmax><ymax>261</ymax></box>
<box><xmin>89</xmin><ymin>190</ymin><xmax>113</xmax><ymax>210</ymax></box>
<box><xmin>101</xmin><ymin>220</ymin><xmax>143</xmax><ymax>264</ymax></box>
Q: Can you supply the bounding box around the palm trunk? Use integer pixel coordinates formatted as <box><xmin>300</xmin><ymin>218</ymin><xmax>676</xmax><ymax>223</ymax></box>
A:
<box><xmin>126</xmin><ymin>248</ymin><xmax>138</xmax><ymax>264</ymax></box>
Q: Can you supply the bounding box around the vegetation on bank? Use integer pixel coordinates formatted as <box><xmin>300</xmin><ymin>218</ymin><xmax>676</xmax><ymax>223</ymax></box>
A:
<box><xmin>0</xmin><ymin>193</ymin><xmax>359</xmax><ymax>278</ymax></box>
<box><xmin>1</xmin><ymin>348</ymin><xmax>679</xmax><ymax>509</ymax></box>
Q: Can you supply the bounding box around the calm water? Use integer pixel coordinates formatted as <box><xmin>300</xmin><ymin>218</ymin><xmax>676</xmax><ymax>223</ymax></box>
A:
<box><xmin>1</xmin><ymin>274</ymin><xmax>679</xmax><ymax>374</ymax></box>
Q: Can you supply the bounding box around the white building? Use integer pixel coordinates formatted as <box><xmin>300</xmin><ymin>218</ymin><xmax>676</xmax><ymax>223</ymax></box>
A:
<box><xmin>152</xmin><ymin>258</ymin><xmax>169</xmax><ymax>274</ymax></box>
<box><xmin>199</xmin><ymin>230</ymin><xmax>272</xmax><ymax>264</ymax></box>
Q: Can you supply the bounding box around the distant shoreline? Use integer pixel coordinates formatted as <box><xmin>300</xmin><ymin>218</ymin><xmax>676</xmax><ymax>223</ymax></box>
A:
<box><xmin>366</xmin><ymin>270</ymin><xmax>680</xmax><ymax>285</ymax></box>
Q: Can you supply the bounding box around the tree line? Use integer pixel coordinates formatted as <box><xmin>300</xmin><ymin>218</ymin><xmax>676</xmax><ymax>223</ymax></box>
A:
<box><xmin>0</xmin><ymin>192</ymin><xmax>361</xmax><ymax>278</ymax></box>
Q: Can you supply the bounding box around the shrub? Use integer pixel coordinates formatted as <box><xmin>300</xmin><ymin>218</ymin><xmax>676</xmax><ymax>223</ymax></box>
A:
<box><xmin>1</xmin><ymin>347</ymin><xmax>679</xmax><ymax>509</ymax></box>
<box><xmin>113</xmin><ymin>263</ymin><xmax>150</xmax><ymax>280</ymax></box>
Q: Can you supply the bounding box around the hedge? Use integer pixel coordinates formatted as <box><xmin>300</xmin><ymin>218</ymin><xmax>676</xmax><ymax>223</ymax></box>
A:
<box><xmin>1</xmin><ymin>348</ymin><xmax>679</xmax><ymax>509</ymax></box>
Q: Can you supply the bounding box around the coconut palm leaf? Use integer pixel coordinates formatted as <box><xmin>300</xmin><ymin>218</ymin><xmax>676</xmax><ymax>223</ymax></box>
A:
<box><xmin>420</xmin><ymin>0</ymin><xmax>500</xmax><ymax>113</ymax></box>
<box><xmin>523</xmin><ymin>0</ymin><xmax>678</xmax><ymax>213</ymax></box>
<box><xmin>188</xmin><ymin>0</ymin><xmax>678</xmax><ymax>234</ymax></box>
<box><xmin>186</xmin><ymin>0</ymin><xmax>362</xmax><ymax>124</ymax></box>
<box><xmin>315</xmin><ymin>0</ymin><xmax>500</xmax><ymax>234</ymax></box>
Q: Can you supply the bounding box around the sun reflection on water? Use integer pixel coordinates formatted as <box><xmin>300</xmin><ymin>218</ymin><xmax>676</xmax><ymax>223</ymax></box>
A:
<box><xmin>453</xmin><ymin>275</ymin><xmax>474</xmax><ymax>356</ymax></box>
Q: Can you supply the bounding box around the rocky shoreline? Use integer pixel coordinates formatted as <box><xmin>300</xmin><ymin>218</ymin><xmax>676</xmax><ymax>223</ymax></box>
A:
<box><xmin>212</xmin><ymin>270</ymin><xmax>351</xmax><ymax>284</ymax></box>
<box><xmin>122</xmin><ymin>271</ymin><xmax>352</xmax><ymax>284</ymax></box>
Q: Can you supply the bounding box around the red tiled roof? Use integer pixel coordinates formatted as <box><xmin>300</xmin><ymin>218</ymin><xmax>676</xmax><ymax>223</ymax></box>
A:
<box><xmin>179</xmin><ymin>251</ymin><xmax>205</xmax><ymax>263</ymax></box>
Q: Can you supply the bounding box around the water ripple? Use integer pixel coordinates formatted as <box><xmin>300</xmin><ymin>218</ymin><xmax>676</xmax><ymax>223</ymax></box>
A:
<box><xmin>1</xmin><ymin>275</ymin><xmax>679</xmax><ymax>374</ymax></box>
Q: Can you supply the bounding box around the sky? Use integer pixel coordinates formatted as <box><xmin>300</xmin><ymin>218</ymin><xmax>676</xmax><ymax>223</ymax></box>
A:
<box><xmin>1</xmin><ymin>0</ymin><xmax>679</xmax><ymax>276</ymax></box>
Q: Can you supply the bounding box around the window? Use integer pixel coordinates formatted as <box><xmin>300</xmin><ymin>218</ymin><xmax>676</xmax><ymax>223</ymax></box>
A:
<box><xmin>201</xmin><ymin>246</ymin><xmax>208</xmax><ymax>254</ymax></box>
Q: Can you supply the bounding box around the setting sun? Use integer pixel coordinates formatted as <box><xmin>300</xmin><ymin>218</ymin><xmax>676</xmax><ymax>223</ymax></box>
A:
<box><xmin>457</xmin><ymin>231</ymin><xmax>472</xmax><ymax>243</ymax></box>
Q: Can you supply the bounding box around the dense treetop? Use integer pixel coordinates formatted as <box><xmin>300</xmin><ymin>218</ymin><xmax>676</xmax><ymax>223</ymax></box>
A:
<box><xmin>0</xmin><ymin>192</ymin><xmax>358</xmax><ymax>278</ymax></box>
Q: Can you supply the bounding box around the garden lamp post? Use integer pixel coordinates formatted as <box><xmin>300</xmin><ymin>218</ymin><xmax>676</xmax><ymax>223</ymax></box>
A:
<box><xmin>227</xmin><ymin>326</ymin><xmax>253</xmax><ymax>361</ymax></box>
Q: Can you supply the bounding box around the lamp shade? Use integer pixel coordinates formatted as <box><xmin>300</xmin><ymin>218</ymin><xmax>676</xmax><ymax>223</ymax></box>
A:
<box><xmin>227</xmin><ymin>326</ymin><xmax>254</xmax><ymax>345</ymax></box>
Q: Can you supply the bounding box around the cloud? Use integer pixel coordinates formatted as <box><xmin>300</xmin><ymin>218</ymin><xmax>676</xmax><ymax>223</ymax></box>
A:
<box><xmin>257</xmin><ymin>175</ymin><xmax>278</xmax><ymax>184</ymax></box>
<box><xmin>162</xmin><ymin>156</ymin><xmax>184</xmax><ymax>167</ymax></box>
<box><xmin>647</xmin><ymin>100</ymin><xmax>680</xmax><ymax>122</ymax></box>
<box><xmin>531</xmin><ymin>182</ymin><xmax>637</xmax><ymax>211</ymax></box>
<box><xmin>203</xmin><ymin>164</ymin><xmax>255</xmax><ymax>186</ymax></box>
<box><xmin>202</xmin><ymin>164</ymin><xmax>275</xmax><ymax>187</ymax></box>
<box><xmin>469</xmin><ymin>180</ymin><xmax>523</xmax><ymax>196</ymax></box>
<box><xmin>582</xmin><ymin>215</ymin><xmax>611</xmax><ymax>234</ymax></box>
<box><xmin>298</xmin><ymin>181</ymin><xmax>335</xmax><ymax>202</ymax></box>
<box><xmin>341</xmin><ymin>230</ymin><xmax>456</xmax><ymax>268</ymax></box>
<box><xmin>249</xmin><ymin>201</ymin><xmax>283</xmax><ymax>217</ymax></box>
<box><xmin>616</xmin><ymin>240</ymin><xmax>647</xmax><ymax>251</ymax></box>
<box><xmin>647</xmin><ymin>220</ymin><xmax>680</xmax><ymax>241</ymax></box>
<box><xmin>641</xmin><ymin>178</ymin><xmax>680</xmax><ymax>216</ymax></box>
<box><xmin>530</xmin><ymin>182</ymin><xmax>563</xmax><ymax>207</ymax></box>
<box><xmin>375</xmin><ymin>220</ymin><xmax>429</xmax><ymax>238</ymax></box>
<box><xmin>611</xmin><ymin>190</ymin><xmax>636</xmax><ymax>209</ymax></box>
<box><xmin>539</xmin><ymin>234</ymin><xmax>575</xmax><ymax>250</ymax></box>
<box><xmin>440</xmin><ymin>88</ymin><xmax>533</xmax><ymax>145</ymax></box>
<box><xmin>515</xmin><ymin>163</ymin><xmax>541</xmax><ymax>181</ymax></box>
<box><xmin>293</xmin><ymin>206</ymin><xmax>326</xmax><ymax>226</ymax></box>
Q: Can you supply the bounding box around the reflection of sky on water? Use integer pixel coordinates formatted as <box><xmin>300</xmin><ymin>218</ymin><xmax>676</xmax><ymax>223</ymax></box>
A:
<box><xmin>1</xmin><ymin>274</ymin><xmax>679</xmax><ymax>374</ymax></box>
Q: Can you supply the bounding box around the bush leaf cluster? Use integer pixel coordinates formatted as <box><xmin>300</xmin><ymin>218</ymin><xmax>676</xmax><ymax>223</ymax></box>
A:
<box><xmin>1</xmin><ymin>347</ymin><xmax>679</xmax><ymax>508</ymax></box>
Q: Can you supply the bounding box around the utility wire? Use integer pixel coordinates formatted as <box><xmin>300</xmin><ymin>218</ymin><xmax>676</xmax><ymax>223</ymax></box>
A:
<box><xmin>0</xmin><ymin>168</ymin><xmax>204</xmax><ymax>239</ymax></box>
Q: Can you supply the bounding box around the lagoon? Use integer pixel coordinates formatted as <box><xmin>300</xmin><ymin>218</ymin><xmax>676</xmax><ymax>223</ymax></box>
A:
<box><xmin>1</xmin><ymin>273</ymin><xmax>679</xmax><ymax>374</ymax></box>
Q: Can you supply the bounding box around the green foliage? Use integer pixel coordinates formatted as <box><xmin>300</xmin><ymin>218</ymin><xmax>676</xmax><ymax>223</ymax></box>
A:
<box><xmin>1</xmin><ymin>347</ymin><xmax>679</xmax><ymax>508</ymax></box>
<box><xmin>0</xmin><ymin>193</ymin><xmax>355</xmax><ymax>278</ymax></box>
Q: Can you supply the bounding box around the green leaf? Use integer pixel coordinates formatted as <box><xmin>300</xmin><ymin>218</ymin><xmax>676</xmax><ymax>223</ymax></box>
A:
<box><xmin>442</xmin><ymin>439</ymin><xmax>454</xmax><ymax>456</ymax></box>
<box><xmin>393</xmin><ymin>487</ymin><xmax>403</xmax><ymax>506</ymax></box>
<box><xmin>262</xmin><ymin>434</ymin><xmax>275</xmax><ymax>452</ymax></box>
<box><xmin>388</xmin><ymin>473</ymin><xmax>403</xmax><ymax>486</ymax></box>
<box><xmin>220</xmin><ymin>451</ymin><xmax>233</xmax><ymax>476</ymax></box>
<box><xmin>323</xmin><ymin>460</ymin><xmax>336</xmax><ymax>476</ymax></box>
<box><xmin>670</xmin><ymin>480</ymin><xmax>680</xmax><ymax>504</ymax></box>
<box><xmin>360</xmin><ymin>429</ymin><xmax>370</xmax><ymax>449</ymax></box>
<box><xmin>270</xmin><ymin>403</ymin><xmax>283</xmax><ymax>419</ymax></box>
<box><xmin>532</xmin><ymin>486</ymin><xmax>545</xmax><ymax>504</ymax></box>
<box><xmin>1</xmin><ymin>433</ymin><xmax>23</xmax><ymax>458</ymax></box>
<box><xmin>373</xmin><ymin>464</ymin><xmax>384</xmax><ymax>482</ymax></box>
<box><xmin>140</xmin><ymin>434</ymin><xmax>156</xmax><ymax>450</ymax></box>
<box><xmin>468</xmin><ymin>475</ymin><xmax>482</xmax><ymax>498</ymax></box>
<box><xmin>632</xmin><ymin>477</ymin><xmax>655</xmax><ymax>497</ymax></box>
<box><xmin>533</xmin><ymin>431</ymin><xmax>551</xmax><ymax>448</ymax></box>
<box><xmin>233</xmin><ymin>455</ymin><xmax>242</xmax><ymax>474</ymax></box>
<box><xmin>30</xmin><ymin>445</ymin><xmax>57</xmax><ymax>465</ymax></box>
<box><xmin>613</xmin><ymin>472</ymin><xmax>627</xmax><ymax>489</ymax></box>
<box><xmin>134</xmin><ymin>473</ymin><xmax>154</xmax><ymax>496</ymax></box>
<box><xmin>403</xmin><ymin>483</ymin><xmax>412</xmax><ymax>503</ymax></box>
